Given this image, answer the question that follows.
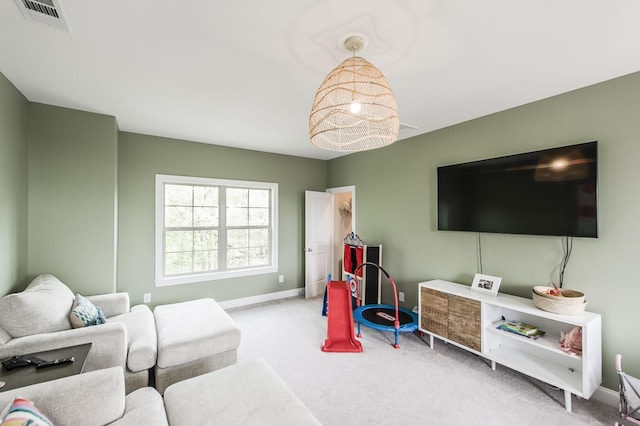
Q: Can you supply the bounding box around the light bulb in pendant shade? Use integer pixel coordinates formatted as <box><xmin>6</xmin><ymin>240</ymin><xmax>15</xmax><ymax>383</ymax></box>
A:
<box><xmin>309</xmin><ymin>35</ymin><xmax>399</xmax><ymax>152</ymax></box>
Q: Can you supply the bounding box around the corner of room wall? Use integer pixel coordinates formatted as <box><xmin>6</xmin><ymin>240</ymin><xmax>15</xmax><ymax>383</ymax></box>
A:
<box><xmin>27</xmin><ymin>103</ymin><xmax>119</xmax><ymax>295</ymax></box>
<box><xmin>0</xmin><ymin>72</ymin><xmax>29</xmax><ymax>295</ymax></box>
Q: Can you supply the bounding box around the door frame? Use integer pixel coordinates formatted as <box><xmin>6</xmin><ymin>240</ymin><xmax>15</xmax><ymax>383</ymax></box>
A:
<box><xmin>304</xmin><ymin>186</ymin><xmax>356</xmax><ymax>298</ymax></box>
<box><xmin>326</xmin><ymin>185</ymin><xmax>356</xmax><ymax>281</ymax></box>
<box><xmin>327</xmin><ymin>185</ymin><xmax>356</xmax><ymax>234</ymax></box>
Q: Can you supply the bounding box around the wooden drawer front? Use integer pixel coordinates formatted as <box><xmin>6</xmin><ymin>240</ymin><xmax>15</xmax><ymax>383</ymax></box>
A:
<box><xmin>448</xmin><ymin>294</ymin><xmax>480</xmax><ymax>318</ymax></box>
<box><xmin>421</xmin><ymin>287</ymin><xmax>448</xmax><ymax>311</ymax></box>
<box><xmin>448</xmin><ymin>314</ymin><xmax>481</xmax><ymax>351</ymax></box>
<box><xmin>447</xmin><ymin>295</ymin><xmax>481</xmax><ymax>351</ymax></box>
<box><xmin>420</xmin><ymin>287</ymin><xmax>448</xmax><ymax>338</ymax></box>
<box><xmin>421</xmin><ymin>311</ymin><xmax>448</xmax><ymax>338</ymax></box>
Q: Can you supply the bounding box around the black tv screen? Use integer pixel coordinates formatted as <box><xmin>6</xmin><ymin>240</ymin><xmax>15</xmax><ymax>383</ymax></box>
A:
<box><xmin>437</xmin><ymin>141</ymin><xmax>598</xmax><ymax>238</ymax></box>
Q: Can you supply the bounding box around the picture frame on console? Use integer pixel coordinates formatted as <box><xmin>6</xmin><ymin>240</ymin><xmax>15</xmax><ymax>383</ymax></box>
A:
<box><xmin>471</xmin><ymin>273</ymin><xmax>502</xmax><ymax>296</ymax></box>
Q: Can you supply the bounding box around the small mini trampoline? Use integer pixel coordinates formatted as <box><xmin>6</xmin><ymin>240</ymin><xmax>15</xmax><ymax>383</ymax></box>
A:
<box><xmin>351</xmin><ymin>262</ymin><xmax>418</xmax><ymax>348</ymax></box>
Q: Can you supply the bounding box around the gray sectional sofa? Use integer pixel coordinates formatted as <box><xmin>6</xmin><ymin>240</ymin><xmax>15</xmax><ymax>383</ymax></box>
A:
<box><xmin>0</xmin><ymin>274</ymin><xmax>156</xmax><ymax>394</ymax></box>
<box><xmin>0</xmin><ymin>360</ymin><xmax>320</xmax><ymax>425</ymax></box>
<box><xmin>0</xmin><ymin>274</ymin><xmax>319</xmax><ymax>424</ymax></box>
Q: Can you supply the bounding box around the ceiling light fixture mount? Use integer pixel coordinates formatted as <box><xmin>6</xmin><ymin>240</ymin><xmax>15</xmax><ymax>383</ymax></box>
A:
<box><xmin>309</xmin><ymin>34</ymin><xmax>399</xmax><ymax>152</ymax></box>
<box><xmin>343</xmin><ymin>34</ymin><xmax>366</xmax><ymax>53</ymax></box>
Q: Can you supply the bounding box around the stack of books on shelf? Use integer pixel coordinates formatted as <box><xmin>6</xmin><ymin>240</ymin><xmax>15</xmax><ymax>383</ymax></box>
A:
<box><xmin>497</xmin><ymin>321</ymin><xmax>545</xmax><ymax>340</ymax></box>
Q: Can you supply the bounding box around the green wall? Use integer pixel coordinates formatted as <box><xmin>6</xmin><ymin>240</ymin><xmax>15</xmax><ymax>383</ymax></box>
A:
<box><xmin>27</xmin><ymin>103</ymin><xmax>118</xmax><ymax>295</ymax></box>
<box><xmin>3</xmin><ymin>66</ymin><xmax>637</xmax><ymax>392</ymax></box>
<box><xmin>117</xmin><ymin>132</ymin><xmax>327</xmax><ymax>306</ymax></box>
<box><xmin>327</xmin><ymin>71</ymin><xmax>640</xmax><ymax>390</ymax></box>
<box><xmin>0</xmin><ymin>73</ymin><xmax>28</xmax><ymax>295</ymax></box>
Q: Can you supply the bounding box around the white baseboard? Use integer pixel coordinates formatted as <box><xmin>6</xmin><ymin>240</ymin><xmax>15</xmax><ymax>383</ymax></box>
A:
<box><xmin>592</xmin><ymin>385</ymin><xmax>618</xmax><ymax>408</ymax></box>
<box><xmin>218</xmin><ymin>287</ymin><xmax>304</xmax><ymax>310</ymax></box>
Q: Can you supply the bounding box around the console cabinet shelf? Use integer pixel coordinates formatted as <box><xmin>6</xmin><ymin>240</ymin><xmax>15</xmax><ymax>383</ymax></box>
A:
<box><xmin>418</xmin><ymin>280</ymin><xmax>602</xmax><ymax>412</ymax></box>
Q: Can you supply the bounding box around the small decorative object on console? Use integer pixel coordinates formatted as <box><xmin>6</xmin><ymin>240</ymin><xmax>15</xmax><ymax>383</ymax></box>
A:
<box><xmin>534</xmin><ymin>284</ymin><xmax>585</xmax><ymax>302</ymax></box>
<box><xmin>532</xmin><ymin>285</ymin><xmax>587</xmax><ymax>315</ymax></box>
<box><xmin>497</xmin><ymin>321</ymin><xmax>546</xmax><ymax>340</ymax></box>
<box><xmin>470</xmin><ymin>273</ymin><xmax>502</xmax><ymax>296</ymax></box>
<box><xmin>559</xmin><ymin>326</ymin><xmax>582</xmax><ymax>356</ymax></box>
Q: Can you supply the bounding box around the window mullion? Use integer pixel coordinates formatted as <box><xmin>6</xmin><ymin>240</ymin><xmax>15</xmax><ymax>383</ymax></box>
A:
<box><xmin>191</xmin><ymin>186</ymin><xmax>196</xmax><ymax>275</ymax></box>
<box><xmin>219</xmin><ymin>186</ymin><xmax>227</xmax><ymax>272</ymax></box>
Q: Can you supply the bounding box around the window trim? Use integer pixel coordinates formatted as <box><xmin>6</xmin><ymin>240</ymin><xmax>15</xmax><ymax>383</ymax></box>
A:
<box><xmin>155</xmin><ymin>174</ymin><xmax>278</xmax><ymax>287</ymax></box>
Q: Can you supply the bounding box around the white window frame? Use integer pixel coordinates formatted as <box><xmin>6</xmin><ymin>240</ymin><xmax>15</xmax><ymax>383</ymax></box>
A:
<box><xmin>155</xmin><ymin>174</ymin><xmax>278</xmax><ymax>286</ymax></box>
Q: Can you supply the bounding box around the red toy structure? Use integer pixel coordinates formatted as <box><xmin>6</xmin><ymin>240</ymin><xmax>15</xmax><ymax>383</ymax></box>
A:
<box><xmin>321</xmin><ymin>280</ymin><xmax>363</xmax><ymax>353</ymax></box>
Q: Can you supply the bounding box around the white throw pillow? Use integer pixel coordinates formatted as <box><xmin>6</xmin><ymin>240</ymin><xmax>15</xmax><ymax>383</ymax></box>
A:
<box><xmin>0</xmin><ymin>274</ymin><xmax>74</xmax><ymax>338</ymax></box>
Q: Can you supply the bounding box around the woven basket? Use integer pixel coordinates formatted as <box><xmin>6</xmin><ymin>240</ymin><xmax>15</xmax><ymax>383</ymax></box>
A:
<box><xmin>532</xmin><ymin>290</ymin><xmax>587</xmax><ymax>315</ymax></box>
<box><xmin>532</xmin><ymin>286</ymin><xmax>585</xmax><ymax>303</ymax></box>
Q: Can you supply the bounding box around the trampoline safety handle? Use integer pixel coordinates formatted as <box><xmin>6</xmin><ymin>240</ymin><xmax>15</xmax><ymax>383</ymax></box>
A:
<box><xmin>353</xmin><ymin>262</ymin><xmax>400</xmax><ymax>331</ymax></box>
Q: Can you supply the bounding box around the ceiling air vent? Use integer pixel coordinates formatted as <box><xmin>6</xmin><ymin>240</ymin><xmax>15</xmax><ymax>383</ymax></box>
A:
<box><xmin>399</xmin><ymin>123</ymin><xmax>419</xmax><ymax>133</ymax></box>
<box><xmin>14</xmin><ymin>0</ymin><xmax>70</xmax><ymax>32</ymax></box>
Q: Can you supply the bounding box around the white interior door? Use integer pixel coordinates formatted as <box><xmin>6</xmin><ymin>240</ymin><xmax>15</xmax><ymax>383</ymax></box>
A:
<box><xmin>304</xmin><ymin>191</ymin><xmax>333</xmax><ymax>298</ymax></box>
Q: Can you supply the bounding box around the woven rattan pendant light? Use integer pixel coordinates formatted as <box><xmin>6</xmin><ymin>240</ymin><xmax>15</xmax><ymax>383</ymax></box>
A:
<box><xmin>309</xmin><ymin>35</ymin><xmax>399</xmax><ymax>152</ymax></box>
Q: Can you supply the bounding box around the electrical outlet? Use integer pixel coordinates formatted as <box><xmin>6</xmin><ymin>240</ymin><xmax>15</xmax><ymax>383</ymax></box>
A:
<box><xmin>399</xmin><ymin>292</ymin><xmax>405</xmax><ymax>302</ymax></box>
<box><xmin>278</xmin><ymin>275</ymin><xmax>284</xmax><ymax>283</ymax></box>
<box><xmin>143</xmin><ymin>293</ymin><xmax>151</xmax><ymax>303</ymax></box>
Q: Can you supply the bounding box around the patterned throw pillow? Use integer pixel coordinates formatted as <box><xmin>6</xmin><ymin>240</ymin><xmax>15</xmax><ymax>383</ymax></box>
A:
<box><xmin>0</xmin><ymin>396</ymin><xmax>54</xmax><ymax>426</ymax></box>
<box><xmin>69</xmin><ymin>294</ymin><xmax>107</xmax><ymax>328</ymax></box>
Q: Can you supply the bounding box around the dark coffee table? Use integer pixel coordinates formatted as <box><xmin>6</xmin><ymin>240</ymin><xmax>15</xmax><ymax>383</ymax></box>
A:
<box><xmin>0</xmin><ymin>343</ymin><xmax>92</xmax><ymax>392</ymax></box>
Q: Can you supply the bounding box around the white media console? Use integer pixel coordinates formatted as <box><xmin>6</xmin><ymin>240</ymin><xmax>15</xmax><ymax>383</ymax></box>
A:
<box><xmin>418</xmin><ymin>279</ymin><xmax>602</xmax><ymax>412</ymax></box>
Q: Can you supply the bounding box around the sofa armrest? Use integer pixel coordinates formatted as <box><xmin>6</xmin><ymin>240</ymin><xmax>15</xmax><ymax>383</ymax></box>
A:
<box><xmin>0</xmin><ymin>322</ymin><xmax>127</xmax><ymax>373</ymax></box>
<box><xmin>86</xmin><ymin>292</ymin><xmax>130</xmax><ymax>317</ymax></box>
<box><xmin>109</xmin><ymin>305</ymin><xmax>157</xmax><ymax>372</ymax></box>
<box><xmin>0</xmin><ymin>367</ymin><xmax>127</xmax><ymax>426</ymax></box>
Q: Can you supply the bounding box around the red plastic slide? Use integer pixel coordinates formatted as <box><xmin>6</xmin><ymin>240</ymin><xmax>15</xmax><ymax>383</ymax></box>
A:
<box><xmin>321</xmin><ymin>281</ymin><xmax>363</xmax><ymax>353</ymax></box>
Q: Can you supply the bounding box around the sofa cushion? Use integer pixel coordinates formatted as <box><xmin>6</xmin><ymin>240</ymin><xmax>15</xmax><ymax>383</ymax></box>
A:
<box><xmin>154</xmin><ymin>298</ymin><xmax>241</xmax><ymax>368</ymax></box>
<box><xmin>70</xmin><ymin>294</ymin><xmax>107</xmax><ymax>328</ymax></box>
<box><xmin>0</xmin><ymin>396</ymin><xmax>54</xmax><ymax>426</ymax></box>
<box><xmin>106</xmin><ymin>387</ymin><xmax>168</xmax><ymax>426</ymax></box>
<box><xmin>163</xmin><ymin>358</ymin><xmax>320</xmax><ymax>425</ymax></box>
<box><xmin>0</xmin><ymin>328</ymin><xmax>10</xmax><ymax>346</ymax></box>
<box><xmin>0</xmin><ymin>274</ymin><xmax>74</xmax><ymax>338</ymax></box>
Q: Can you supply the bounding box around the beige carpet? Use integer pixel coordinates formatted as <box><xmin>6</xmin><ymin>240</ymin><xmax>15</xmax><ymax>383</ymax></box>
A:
<box><xmin>228</xmin><ymin>296</ymin><xmax>617</xmax><ymax>425</ymax></box>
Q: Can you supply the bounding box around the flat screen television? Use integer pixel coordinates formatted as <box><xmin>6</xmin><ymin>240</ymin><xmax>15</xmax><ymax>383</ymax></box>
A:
<box><xmin>437</xmin><ymin>141</ymin><xmax>598</xmax><ymax>238</ymax></box>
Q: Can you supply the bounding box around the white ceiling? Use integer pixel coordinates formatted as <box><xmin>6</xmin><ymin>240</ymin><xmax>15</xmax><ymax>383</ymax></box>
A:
<box><xmin>2</xmin><ymin>1</ymin><xmax>640</xmax><ymax>161</ymax></box>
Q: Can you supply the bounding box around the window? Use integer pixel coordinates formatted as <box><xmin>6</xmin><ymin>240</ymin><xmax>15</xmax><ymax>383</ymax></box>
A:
<box><xmin>155</xmin><ymin>174</ymin><xmax>278</xmax><ymax>286</ymax></box>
